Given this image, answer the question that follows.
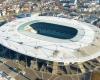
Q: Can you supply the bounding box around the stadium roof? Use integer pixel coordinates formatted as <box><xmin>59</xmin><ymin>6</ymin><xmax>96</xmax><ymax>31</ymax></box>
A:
<box><xmin>0</xmin><ymin>15</ymin><xmax>100</xmax><ymax>64</ymax></box>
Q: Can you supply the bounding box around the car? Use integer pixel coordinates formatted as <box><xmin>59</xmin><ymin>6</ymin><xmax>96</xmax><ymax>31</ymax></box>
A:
<box><xmin>0</xmin><ymin>20</ymin><xmax>6</xmax><ymax>26</ymax></box>
<box><xmin>16</xmin><ymin>13</ymin><xmax>31</xmax><ymax>18</ymax></box>
<box><xmin>84</xmin><ymin>15</ymin><xmax>98</xmax><ymax>24</ymax></box>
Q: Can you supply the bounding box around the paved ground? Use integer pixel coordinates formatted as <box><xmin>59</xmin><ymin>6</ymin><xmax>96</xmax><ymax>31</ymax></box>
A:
<box><xmin>91</xmin><ymin>70</ymin><xmax>100</xmax><ymax>80</ymax></box>
<box><xmin>0</xmin><ymin>59</ymin><xmax>100</xmax><ymax>80</ymax></box>
<box><xmin>0</xmin><ymin>59</ymin><xmax>82</xmax><ymax>80</ymax></box>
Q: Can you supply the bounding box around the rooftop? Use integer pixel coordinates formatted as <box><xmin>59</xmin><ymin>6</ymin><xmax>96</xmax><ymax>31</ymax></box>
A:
<box><xmin>0</xmin><ymin>14</ymin><xmax>99</xmax><ymax>64</ymax></box>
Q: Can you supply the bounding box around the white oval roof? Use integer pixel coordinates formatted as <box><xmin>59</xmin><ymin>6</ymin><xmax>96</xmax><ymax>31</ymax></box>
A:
<box><xmin>0</xmin><ymin>16</ymin><xmax>100</xmax><ymax>64</ymax></box>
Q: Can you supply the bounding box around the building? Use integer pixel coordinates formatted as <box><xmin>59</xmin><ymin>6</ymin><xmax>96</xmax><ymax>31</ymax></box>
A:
<box><xmin>59</xmin><ymin>0</ymin><xmax>78</xmax><ymax>10</ymax></box>
<box><xmin>0</xmin><ymin>71</ymin><xmax>15</xmax><ymax>80</ymax></box>
<box><xmin>0</xmin><ymin>14</ymin><xmax>100</xmax><ymax>78</ymax></box>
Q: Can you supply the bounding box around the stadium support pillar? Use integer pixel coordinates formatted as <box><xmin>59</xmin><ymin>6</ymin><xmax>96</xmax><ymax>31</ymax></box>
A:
<box><xmin>78</xmin><ymin>63</ymin><xmax>86</xmax><ymax>73</ymax></box>
<box><xmin>65</xmin><ymin>65</ymin><xmax>71</xmax><ymax>74</ymax></box>
<box><xmin>64</xmin><ymin>63</ymin><xmax>71</xmax><ymax>74</ymax></box>
<box><xmin>52</xmin><ymin>62</ymin><xmax>58</xmax><ymax>74</ymax></box>
<box><xmin>30</xmin><ymin>59</ymin><xmax>38</xmax><ymax>70</ymax></box>
<box><xmin>96</xmin><ymin>57</ymin><xmax>100</xmax><ymax>62</ymax></box>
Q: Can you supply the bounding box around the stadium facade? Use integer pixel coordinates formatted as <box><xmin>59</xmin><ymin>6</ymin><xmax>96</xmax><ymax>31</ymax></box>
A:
<box><xmin>0</xmin><ymin>16</ymin><xmax>100</xmax><ymax>76</ymax></box>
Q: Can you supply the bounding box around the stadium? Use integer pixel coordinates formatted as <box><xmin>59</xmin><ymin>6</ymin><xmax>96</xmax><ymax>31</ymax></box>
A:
<box><xmin>0</xmin><ymin>15</ymin><xmax>100</xmax><ymax>79</ymax></box>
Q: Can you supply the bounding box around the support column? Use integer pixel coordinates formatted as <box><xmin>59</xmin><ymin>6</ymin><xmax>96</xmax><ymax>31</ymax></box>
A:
<box><xmin>52</xmin><ymin>62</ymin><xmax>58</xmax><ymax>74</ymax></box>
<box><xmin>78</xmin><ymin>63</ymin><xmax>86</xmax><ymax>73</ymax></box>
<box><xmin>30</xmin><ymin>59</ymin><xmax>38</xmax><ymax>70</ymax></box>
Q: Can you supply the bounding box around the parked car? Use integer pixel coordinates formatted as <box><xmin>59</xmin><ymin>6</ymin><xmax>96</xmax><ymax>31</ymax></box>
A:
<box><xmin>84</xmin><ymin>15</ymin><xmax>98</xmax><ymax>24</ymax></box>
<box><xmin>16</xmin><ymin>13</ymin><xmax>31</xmax><ymax>18</ymax></box>
<box><xmin>0</xmin><ymin>20</ymin><xmax>6</xmax><ymax>26</ymax></box>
